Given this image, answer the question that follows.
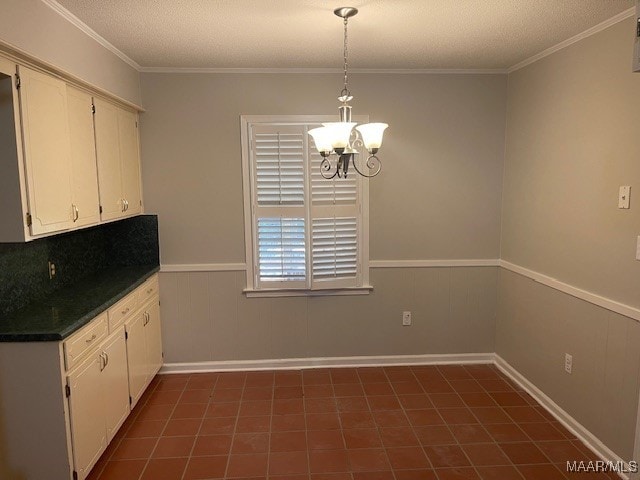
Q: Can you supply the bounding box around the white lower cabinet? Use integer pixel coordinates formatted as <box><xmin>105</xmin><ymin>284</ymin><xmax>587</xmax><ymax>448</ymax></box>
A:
<box><xmin>126</xmin><ymin>294</ymin><xmax>162</xmax><ymax>408</ymax></box>
<box><xmin>67</xmin><ymin>327</ymin><xmax>129</xmax><ymax>479</ymax></box>
<box><xmin>0</xmin><ymin>274</ymin><xmax>162</xmax><ymax>480</ymax></box>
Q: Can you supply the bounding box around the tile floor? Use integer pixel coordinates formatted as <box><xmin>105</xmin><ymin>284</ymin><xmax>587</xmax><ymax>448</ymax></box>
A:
<box><xmin>87</xmin><ymin>364</ymin><xmax>622</xmax><ymax>480</ymax></box>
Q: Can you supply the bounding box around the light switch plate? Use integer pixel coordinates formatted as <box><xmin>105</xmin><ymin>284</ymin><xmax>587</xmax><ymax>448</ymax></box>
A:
<box><xmin>619</xmin><ymin>186</ymin><xmax>631</xmax><ymax>209</ymax></box>
<box><xmin>636</xmin><ymin>236</ymin><xmax>640</xmax><ymax>261</ymax></box>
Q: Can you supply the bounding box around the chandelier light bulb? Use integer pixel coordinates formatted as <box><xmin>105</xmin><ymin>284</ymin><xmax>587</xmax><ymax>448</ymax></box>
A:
<box><xmin>355</xmin><ymin>123</ymin><xmax>388</xmax><ymax>152</ymax></box>
<box><xmin>322</xmin><ymin>122</ymin><xmax>356</xmax><ymax>150</ymax></box>
<box><xmin>308</xmin><ymin>126</ymin><xmax>334</xmax><ymax>155</ymax></box>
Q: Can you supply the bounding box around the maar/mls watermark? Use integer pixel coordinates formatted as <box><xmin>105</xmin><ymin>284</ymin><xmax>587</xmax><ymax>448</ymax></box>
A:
<box><xmin>567</xmin><ymin>460</ymin><xmax>638</xmax><ymax>474</ymax></box>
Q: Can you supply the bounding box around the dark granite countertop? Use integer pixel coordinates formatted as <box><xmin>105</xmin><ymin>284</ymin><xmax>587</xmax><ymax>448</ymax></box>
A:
<box><xmin>0</xmin><ymin>265</ymin><xmax>160</xmax><ymax>342</ymax></box>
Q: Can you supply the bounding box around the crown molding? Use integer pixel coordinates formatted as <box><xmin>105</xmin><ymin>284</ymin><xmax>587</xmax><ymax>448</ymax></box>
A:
<box><xmin>139</xmin><ymin>67</ymin><xmax>508</xmax><ymax>75</ymax></box>
<box><xmin>507</xmin><ymin>6</ymin><xmax>635</xmax><ymax>73</ymax></box>
<box><xmin>41</xmin><ymin>0</ymin><xmax>141</xmax><ymax>71</ymax></box>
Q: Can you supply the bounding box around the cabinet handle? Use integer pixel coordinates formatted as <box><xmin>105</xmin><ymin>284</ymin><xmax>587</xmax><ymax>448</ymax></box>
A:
<box><xmin>143</xmin><ymin>311</ymin><xmax>149</xmax><ymax>326</ymax></box>
<box><xmin>123</xmin><ymin>199</ymin><xmax>129</xmax><ymax>212</ymax></box>
<box><xmin>104</xmin><ymin>352</ymin><xmax>109</xmax><ymax>368</ymax></box>
<box><xmin>85</xmin><ymin>334</ymin><xmax>97</xmax><ymax>344</ymax></box>
<box><xmin>121</xmin><ymin>199</ymin><xmax>125</xmax><ymax>212</ymax></box>
<box><xmin>99</xmin><ymin>352</ymin><xmax>105</xmax><ymax>371</ymax></box>
<box><xmin>146</xmin><ymin>288</ymin><xmax>154</xmax><ymax>294</ymax></box>
<box><xmin>72</xmin><ymin>204</ymin><xmax>79</xmax><ymax>222</ymax></box>
<box><xmin>122</xmin><ymin>307</ymin><xmax>130</xmax><ymax>315</ymax></box>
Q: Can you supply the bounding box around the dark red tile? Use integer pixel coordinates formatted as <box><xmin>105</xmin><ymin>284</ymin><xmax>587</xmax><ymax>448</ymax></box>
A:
<box><xmin>499</xmin><ymin>442</ymin><xmax>548</xmax><ymax>464</ymax></box>
<box><xmin>307</xmin><ymin>413</ymin><xmax>341</xmax><ymax>430</ymax></box>
<box><xmin>352</xmin><ymin>471</ymin><xmax>394</xmax><ymax>480</ymax></box>
<box><xmin>419</xmin><ymin>380</ymin><xmax>455</xmax><ymax>394</ymax></box>
<box><xmin>126</xmin><ymin>420</ymin><xmax>166</xmax><ymax>438</ymax></box>
<box><xmin>340</xmin><ymin>411</ymin><xmax>376</xmax><ymax>429</ymax></box>
<box><xmin>99</xmin><ymin>460</ymin><xmax>147</xmax><ymax>480</ymax></box>
<box><xmin>153</xmin><ymin>436</ymin><xmax>196</xmax><ymax>457</ymax></box>
<box><xmin>423</xmin><ymin>445</ymin><xmax>470</xmax><ymax>468</ymax></box>
<box><xmin>448</xmin><ymin>424</ymin><xmax>492</xmax><ymax>444</ymax></box>
<box><xmin>216</xmin><ymin>373</ymin><xmax>246</xmax><ymax>389</ymax></box>
<box><xmin>212</xmin><ymin>389</ymin><xmax>243</xmax><ymax>402</ymax></box>
<box><xmin>245</xmin><ymin>372</ymin><xmax>274</xmax><ymax>387</ymax></box>
<box><xmin>503</xmin><ymin>406</ymin><xmax>547</xmax><ymax>423</ymax></box>
<box><xmin>394</xmin><ymin>470</ymin><xmax>437</xmax><ymax>480</ymax></box>
<box><xmin>111</xmin><ymin>438</ymin><xmax>157</xmax><ymax>460</ymax></box>
<box><xmin>305</xmin><ymin>385</ymin><xmax>335</xmax><ymax>398</ymax></box>
<box><xmin>171</xmin><ymin>403</ymin><xmax>206</xmax><ymax>419</ymax></box>
<box><xmin>226</xmin><ymin>453</ymin><xmax>268</xmax><ymax>477</ymax></box>
<box><xmin>183</xmin><ymin>455</ymin><xmax>227</xmax><ymax>479</ymax></box>
<box><xmin>392</xmin><ymin>381</ymin><xmax>424</xmax><ymax>395</ymax></box>
<box><xmin>429</xmin><ymin>394</ymin><xmax>465</xmax><ymax>408</ymax></box>
<box><xmin>484</xmin><ymin>423</ymin><xmax>529</xmax><ymax>442</ymax></box>
<box><xmin>405</xmin><ymin>409</ymin><xmax>444</xmax><ymax>426</ymax></box>
<box><xmin>235</xmin><ymin>415</ymin><xmax>271</xmax><ymax>433</ymax></box>
<box><xmin>179</xmin><ymin>390</ymin><xmax>212</xmax><ymax>404</ymax></box>
<box><xmin>275</xmin><ymin>371</ymin><xmax>302</xmax><ymax>386</ymax></box>
<box><xmin>336</xmin><ymin>397</ymin><xmax>369</xmax><ymax>412</ymax></box>
<box><xmin>186</xmin><ymin>373</ymin><xmax>218</xmax><ymax>390</ymax></box>
<box><xmin>347</xmin><ymin>448</ymin><xmax>390</xmax><ymax>471</ymax></box>
<box><xmin>357</xmin><ymin>368</ymin><xmax>388</xmax><ymax>383</ymax></box>
<box><xmin>386</xmin><ymin>446</ymin><xmax>430</xmax><ymax>469</ymax></box>
<box><xmin>432</xmin><ymin>467</ymin><xmax>480</xmax><ymax>479</ymax></box>
<box><xmin>334</xmin><ymin>384</ymin><xmax>365</xmax><ymax>397</ymax></box>
<box><xmin>398</xmin><ymin>394</ymin><xmax>433</xmax><ymax>410</ymax></box>
<box><xmin>306</xmin><ymin>398</ymin><xmax>338</xmax><ymax>413</ymax></box>
<box><xmin>363</xmin><ymin>383</ymin><xmax>394</xmax><ymax>396</ymax></box>
<box><xmin>372</xmin><ymin>410</ymin><xmax>410</xmax><ymax>427</ymax></box>
<box><xmin>303</xmin><ymin>371</ymin><xmax>332</xmax><ymax>385</ymax></box>
<box><xmin>331</xmin><ymin>369</ymin><xmax>360</xmax><ymax>384</ymax></box>
<box><xmin>243</xmin><ymin>387</ymin><xmax>274</xmax><ymax>401</ymax></box>
<box><xmin>272</xmin><ymin>414</ymin><xmax>306</xmax><ymax>432</ymax></box>
<box><xmin>200</xmin><ymin>417</ymin><xmax>236</xmax><ymax>435</ymax></box>
<box><xmin>470</xmin><ymin>407</ymin><xmax>512</xmax><ymax>424</ymax></box>
<box><xmin>437</xmin><ymin>365</ymin><xmax>472</xmax><ymax>380</ymax></box>
<box><xmin>379</xmin><ymin>427</ymin><xmax>420</xmax><ymax>447</ymax></box>
<box><xmin>478</xmin><ymin>378</ymin><xmax>515</xmax><ymax>392</ymax></box>
<box><xmin>414</xmin><ymin>425</ymin><xmax>456</xmax><ymax>446</ymax></box>
<box><xmin>162</xmin><ymin>419</ymin><xmax>201</xmax><ymax>437</ymax></box>
<box><xmin>239</xmin><ymin>400</ymin><xmax>272</xmax><ymax>417</ymax></box>
<box><xmin>232</xmin><ymin>433</ymin><xmax>269</xmax><ymax>453</ymax></box>
<box><xmin>343</xmin><ymin>429</ymin><xmax>382</xmax><ymax>449</ymax></box>
<box><xmin>135</xmin><ymin>404</ymin><xmax>174</xmax><ymax>422</ymax></box>
<box><xmin>141</xmin><ymin>458</ymin><xmax>188</xmax><ymax>480</ymax></box>
<box><xmin>517</xmin><ymin>464</ymin><xmax>566</xmax><ymax>480</ymax></box>
<box><xmin>475</xmin><ymin>465</ymin><xmax>524</xmax><ymax>480</ymax></box>
<box><xmin>275</xmin><ymin>386</ymin><xmax>304</xmax><ymax>399</ymax></box>
<box><xmin>490</xmin><ymin>391</ymin><xmax>529</xmax><ymax>407</ymax></box>
<box><xmin>459</xmin><ymin>392</ymin><xmax>497</xmax><ymax>408</ymax></box>
<box><xmin>310</xmin><ymin>449</ymin><xmax>350</xmax><ymax>473</ymax></box>
<box><xmin>206</xmin><ymin>402</ymin><xmax>240</xmax><ymax>417</ymax></box>
<box><xmin>449</xmin><ymin>379</ymin><xmax>484</xmax><ymax>393</ymax></box>
<box><xmin>273</xmin><ymin>399</ymin><xmax>304</xmax><ymax>415</ymax></box>
<box><xmin>271</xmin><ymin>431</ymin><xmax>308</xmax><ymax>452</ymax></box>
<box><xmin>192</xmin><ymin>435</ymin><xmax>232</xmax><ymax>455</ymax></box>
<box><xmin>269</xmin><ymin>451</ymin><xmax>309</xmax><ymax>475</ymax></box>
<box><xmin>307</xmin><ymin>430</ymin><xmax>345</xmax><ymax>450</ymax></box>
<box><xmin>368</xmin><ymin>396</ymin><xmax>401</xmax><ymax>411</ymax></box>
<box><xmin>462</xmin><ymin>443</ymin><xmax>510</xmax><ymax>466</ymax></box>
<box><xmin>519</xmin><ymin>422</ymin><xmax>566</xmax><ymax>441</ymax></box>
<box><xmin>438</xmin><ymin>408</ymin><xmax>477</xmax><ymax>425</ymax></box>
<box><xmin>536</xmin><ymin>440</ymin><xmax>590</xmax><ymax>463</ymax></box>
<box><xmin>149</xmin><ymin>390</ymin><xmax>182</xmax><ymax>405</ymax></box>
<box><xmin>384</xmin><ymin>367</ymin><xmax>415</xmax><ymax>382</ymax></box>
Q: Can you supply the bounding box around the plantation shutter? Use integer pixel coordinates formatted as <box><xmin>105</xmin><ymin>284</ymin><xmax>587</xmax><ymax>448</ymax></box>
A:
<box><xmin>309</xmin><ymin>148</ymin><xmax>362</xmax><ymax>289</ymax></box>
<box><xmin>251</xmin><ymin>124</ymin><xmax>308</xmax><ymax>289</ymax></box>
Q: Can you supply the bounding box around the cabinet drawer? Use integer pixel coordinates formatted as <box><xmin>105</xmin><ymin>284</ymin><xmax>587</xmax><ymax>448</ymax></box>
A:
<box><xmin>64</xmin><ymin>313</ymin><xmax>108</xmax><ymax>371</ymax></box>
<box><xmin>138</xmin><ymin>275</ymin><xmax>159</xmax><ymax>306</ymax></box>
<box><xmin>108</xmin><ymin>292</ymin><xmax>138</xmax><ymax>332</ymax></box>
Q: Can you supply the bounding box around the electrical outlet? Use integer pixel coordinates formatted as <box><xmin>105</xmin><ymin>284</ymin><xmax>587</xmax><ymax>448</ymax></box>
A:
<box><xmin>48</xmin><ymin>261</ymin><xmax>56</xmax><ymax>279</ymax></box>
<box><xmin>402</xmin><ymin>311</ymin><xmax>412</xmax><ymax>326</ymax></box>
<box><xmin>564</xmin><ymin>353</ymin><xmax>572</xmax><ymax>374</ymax></box>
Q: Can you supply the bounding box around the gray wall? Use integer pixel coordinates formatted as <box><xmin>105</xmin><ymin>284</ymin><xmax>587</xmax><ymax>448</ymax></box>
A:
<box><xmin>139</xmin><ymin>71</ymin><xmax>507</xmax><ymax>364</ymax></box>
<box><xmin>497</xmin><ymin>18</ymin><xmax>640</xmax><ymax>459</ymax></box>
<box><xmin>0</xmin><ymin>0</ymin><xmax>141</xmax><ymax>105</ymax></box>
<box><xmin>140</xmin><ymin>73</ymin><xmax>507</xmax><ymax>264</ymax></box>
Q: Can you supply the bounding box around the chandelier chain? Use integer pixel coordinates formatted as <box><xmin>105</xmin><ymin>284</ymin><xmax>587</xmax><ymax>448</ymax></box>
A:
<box><xmin>342</xmin><ymin>17</ymin><xmax>349</xmax><ymax>97</ymax></box>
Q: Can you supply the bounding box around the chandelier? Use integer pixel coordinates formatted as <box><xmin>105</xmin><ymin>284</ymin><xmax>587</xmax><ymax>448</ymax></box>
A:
<box><xmin>308</xmin><ymin>7</ymin><xmax>388</xmax><ymax>179</ymax></box>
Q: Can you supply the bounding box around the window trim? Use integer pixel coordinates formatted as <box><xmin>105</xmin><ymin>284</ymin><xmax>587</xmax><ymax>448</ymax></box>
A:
<box><xmin>240</xmin><ymin>115</ymin><xmax>370</xmax><ymax>295</ymax></box>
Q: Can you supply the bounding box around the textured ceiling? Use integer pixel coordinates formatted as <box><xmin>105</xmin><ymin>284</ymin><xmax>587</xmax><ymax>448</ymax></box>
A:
<box><xmin>55</xmin><ymin>0</ymin><xmax>634</xmax><ymax>70</ymax></box>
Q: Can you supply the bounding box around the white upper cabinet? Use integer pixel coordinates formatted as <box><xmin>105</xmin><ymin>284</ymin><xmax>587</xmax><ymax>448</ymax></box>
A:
<box><xmin>0</xmin><ymin>56</ymin><xmax>144</xmax><ymax>242</ymax></box>
<box><xmin>17</xmin><ymin>65</ymin><xmax>74</xmax><ymax>235</ymax></box>
<box><xmin>67</xmin><ymin>86</ymin><xmax>101</xmax><ymax>228</ymax></box>
<box><xmin>94</xmin><ymin>98</ymin><xmax>142</xmax><ymax>221</ymax></box>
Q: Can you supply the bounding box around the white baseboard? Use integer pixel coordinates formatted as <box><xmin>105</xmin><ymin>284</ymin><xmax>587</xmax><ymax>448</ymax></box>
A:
<box><xmin>159</xmin><ymin>352</ymin><xmax>494</xmax><ymax>374</ymax></box>
<box><xmin>495</xmin><ymin>355</ymin><xmax>630</xmax><ymax>480</ymax></box>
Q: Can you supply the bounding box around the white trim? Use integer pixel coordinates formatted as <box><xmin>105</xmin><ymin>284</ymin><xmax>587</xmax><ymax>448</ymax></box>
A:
<box><xmin>370</xmin><ymin>259</ymin><xmax>500</xmax><ymax>268</ymax></box>
<box><xmin>507</xmin><ymin>7</ymin><xmax>635</xmax><ymax>73</ymax></box>
<box><xmin>159</xmin><ymin>353</ymin><xmax>494</xmax><ymax>374</ymax></box>
<box><xmin>160</xmin><ymin>263</ymin><xmax>246</xmax><ymax>273</ymax></box>
<box><xmin>500</xmin><ymin>260</ymin><xmax>640</xmax><ymax>322</ymax></box>
<box><xmin>495</xmin><ymin>355</ymin><xmax>631</xmax><ymax>479</ymax></box>
<box><xmin>140</xmin><ymin>67</ymin><xmax>507</xmax><ymax>75</ymax></box>
<box><xmin>243</xmin><ymin>286</ymin><xmax>373</xmax><ymax>298</ymax></box>
<box><xmin>40</xmin><ymin>0</ymin><xmax>141</xmax><ymax>71</ymax></box>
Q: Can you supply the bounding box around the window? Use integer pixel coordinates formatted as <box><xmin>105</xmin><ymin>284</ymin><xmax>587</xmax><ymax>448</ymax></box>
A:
<box><xmin>241</xmin><ymin>116</ymin><xmax>370</xmax><ymax>295</ymax></box>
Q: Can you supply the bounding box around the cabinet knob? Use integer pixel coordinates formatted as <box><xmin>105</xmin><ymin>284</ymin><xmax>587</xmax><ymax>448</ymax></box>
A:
<box><xmin>85</xmin><ymin>334</ymin><xmax>97</xmax><ymax>344</ymax></box>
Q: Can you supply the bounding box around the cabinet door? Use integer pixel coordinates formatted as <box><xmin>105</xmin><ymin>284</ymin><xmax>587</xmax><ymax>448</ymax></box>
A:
<box><xmin>125</xmin><ymin>311</ymin><xmax>147</xmax><ymax>408</ymax></box>
<box><xmin>67</xmin><ymin>352</ymin><xmax>106</xmax><ymax>479</ymax></box>
<box><xmin>145</xmin><ymin>299</ymin><xmax>163</xmax><ymax>379</ymax></box>
<box><xmin>67</xmin><ymin>86</ymin><xmax>100</xmax><ymax>228</ymax></box>
<box><xmin>18</xmin><ymin>66</ymin><xmax>73</xmax><ymax>235</ymax></box>
<box><xmin>101</xmin><ymin>328</ymin><xmax>130</xmax><ymax>442</ymax></box>
<box><xmin>94</xmin><ymin>98</ymin><xmax>123</xmax><ymax>221</ymax></box>
<box><xmin>119</xmin><ymin>108</ymin><xmax>142</xmax><ymax>215</ymax></box>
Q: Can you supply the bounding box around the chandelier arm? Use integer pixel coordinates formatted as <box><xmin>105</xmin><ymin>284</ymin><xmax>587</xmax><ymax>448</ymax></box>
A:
<box><xmin>320</xmin><ymin>157</ymin><xmax>339</xmax><ymax>179</ymax></box>
<box><xmin>352</xmin><ymin>154</ymin><xmax>382</xmax><ymax>178</ymax></box>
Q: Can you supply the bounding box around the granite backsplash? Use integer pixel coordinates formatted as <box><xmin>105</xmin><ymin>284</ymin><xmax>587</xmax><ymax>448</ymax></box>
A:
<box><xmin>0</xmin><ymin>215</ymin><xmax>159</xmax><ymax>317</ymax></box>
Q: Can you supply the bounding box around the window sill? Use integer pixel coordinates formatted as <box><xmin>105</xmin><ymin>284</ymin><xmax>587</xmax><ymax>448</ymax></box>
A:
<box><xmin>243</xmin><ymin>286</ymin><xmax>373</xmax><ymax>298</ymax></box>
